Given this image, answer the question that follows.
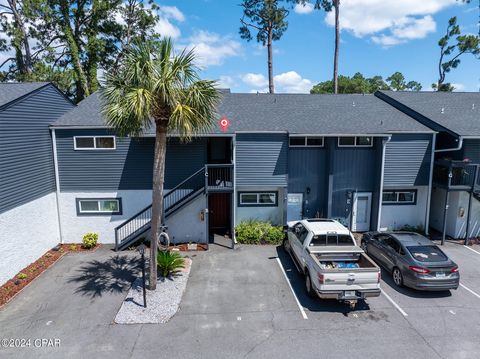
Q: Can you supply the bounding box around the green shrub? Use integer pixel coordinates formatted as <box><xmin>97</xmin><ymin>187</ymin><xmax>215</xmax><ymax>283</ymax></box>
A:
<box><xmin>399</xmin><ymin>224</ymin><xmax>424</xmax><ymax>234</ymax></box>
<box><xmin>17</xmin><ymin>273</ymin><xmax>27</xmax><ymax>280</ymax></box>
<box><xmin>157</xmin><ymin>251</ymin><xmax>185</xmax><ymax>278</ymax></box>
<box><xmin>235</xmin><ymin>220</ymin><xmax>284</xmax><ymax>245</ymax></box>
<box><xmin>82</xmin><ymin>233</ymin><xmax>98</xmax><ymax>249</ymax></box>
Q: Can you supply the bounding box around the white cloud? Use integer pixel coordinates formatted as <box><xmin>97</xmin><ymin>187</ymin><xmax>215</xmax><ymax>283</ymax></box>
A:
<box><xmin>324</xmin><ymin>0</ymin><xmax>459</xmax><ymax>46</ymax></box>
<box><xmin>294</xmin><ymin>3</ymin><xmax>315</xmax><ymax>14</ymax></box>
<box><xmin>217</xmin><ymin>75</ymin><xmax>235</xmax><ymax>88</ymax></box>
<box><xmin>241</xmin><ymin>71</ymin><xmax>313</xmax><ymax>93</ymax></box>
<box><xmin>158</xmin><ymin>5</ymin><xmax>185</xmax><ymax>22</ymax></box>
<box><xmin>185</xmin><ymin>31</ymin><xmax>242</xmax><ymax>68</ymax></box>
<box><xmin>274</xmin><ymin>71</ymin><xmax>313</xmax><ymax>93</ymax></box>
<box><xmin>241</xmin><ymin>73</ymin><xmax>269</xmax><ymax>88</ymax></box>
<box><xmin>451</xmin><ymin>83</ymin><xmax>465</xmax><ymax>91</ymax></box>
<box><xmin>155</xmin><ymin>18</ymin><xmax>182</xmax><ymax>38</ymax></box>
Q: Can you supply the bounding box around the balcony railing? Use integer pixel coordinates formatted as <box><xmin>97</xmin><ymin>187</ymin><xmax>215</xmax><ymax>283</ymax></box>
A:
<box><xmin>206</xmin><ymin>164</ymin><xmax>234</xmax><ymax>192</ymax></box>
<box><xmin>433</xmin><ymin>160</ymin><xmax>480</xmax><ymax>190</ymax></box>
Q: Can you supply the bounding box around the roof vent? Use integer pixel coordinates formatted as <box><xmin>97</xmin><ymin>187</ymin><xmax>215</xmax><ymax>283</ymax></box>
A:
<box><xmin>352</xmin><ymin>101</ymin><xmax>356</xmax><ymax>107</ymax></box>
<box><xmin>473</xmin><ymin>104</ymin><xmax>476</xmax><ymax>110</ymax></box>
<box><xmin>441</xmin><ymin>107</ymin><xmax>445</xmax><ymax>114</ymax></box>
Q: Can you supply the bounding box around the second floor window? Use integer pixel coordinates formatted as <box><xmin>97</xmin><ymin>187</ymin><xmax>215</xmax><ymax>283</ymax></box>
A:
<box><xmin>74</xmin><ymin>136</ymin><xmax>116</xmax><ymax>150</ymax></box>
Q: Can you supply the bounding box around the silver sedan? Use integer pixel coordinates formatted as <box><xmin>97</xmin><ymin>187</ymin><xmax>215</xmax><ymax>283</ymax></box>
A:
<box><xmin>361</xmin><ymin>232</ymin><xmax>459</xmax><ymax>291</ymax></box>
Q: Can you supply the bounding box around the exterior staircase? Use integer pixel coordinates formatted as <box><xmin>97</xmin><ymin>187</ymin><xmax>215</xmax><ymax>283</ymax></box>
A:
<box><xmin>114</xmin><ymin>164</ymin><xmax>233</xmax><ymax>250</ymax></box>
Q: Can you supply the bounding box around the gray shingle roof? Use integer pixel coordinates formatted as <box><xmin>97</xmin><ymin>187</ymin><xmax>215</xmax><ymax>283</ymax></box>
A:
<box><xmin>0</xmin><ymin>82</ymin><xmax>50</xmax><ymax>109</ymax></box>
<box><xmin>378</xmin><ymin>91</ymin><xmax>480</xmax><ymax>137</ymax></box>
<box><xmin>53</xmin><ymin>91</ymin><xmax>434</xmax><ymax>134</ymax></box>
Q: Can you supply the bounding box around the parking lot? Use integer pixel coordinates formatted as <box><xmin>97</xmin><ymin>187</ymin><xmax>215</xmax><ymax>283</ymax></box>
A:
<box><xmin>1</xmin><ymin>242</ymin><xmax>480</xmax><ymax>359</ymax></box>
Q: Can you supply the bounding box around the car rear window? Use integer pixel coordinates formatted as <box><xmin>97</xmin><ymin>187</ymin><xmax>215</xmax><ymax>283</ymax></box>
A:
<box><xmin>310</xmin><ymin>234</ymin><xmax>355</xmax><ymax>246</ymax></box>
<box><xmin>406</xmin><ymin>246</ymin><xmax>448</xmax><ymax>262</ymax></box>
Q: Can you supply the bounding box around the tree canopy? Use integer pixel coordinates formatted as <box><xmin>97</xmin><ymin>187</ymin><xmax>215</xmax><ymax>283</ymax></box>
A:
<box><xmin>310</xmin><ymin>72</ymin><xmax>422</xmax><ymax>94</ymax></box>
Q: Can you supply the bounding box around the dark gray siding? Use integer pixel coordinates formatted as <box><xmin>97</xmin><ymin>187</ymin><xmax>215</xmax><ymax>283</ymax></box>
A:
<box><xmin>0</xmin><ymin>85</ymin><xmax>74</xmax><ymax>213</ymax></box>
<box><xmin>288</xmin><ymin>148</ymin><xmax>327</xmax><ymax>218</ymax></box>
<box><xmin>383</xmin><ymin>134</ymin><xmax>432</xmax><ymax>187</ymax></box>
<box><xmin>56</xmin><ymin>129</ymin><xmax>207</xmax><ymax>191</ymax></box>
<box><xmin>461</xmin><ymin>139</ymin><xmax>480</xmax><ymax>163</ymax></box>
<box><xmin>236</xmin><ymin>133</ymin><xmax>288</xmax><ymax>187</ymax></box>
<box><xmin>329</xmin><ymin>138</ymin><xmax>381</xmax><ymax>227</ymax></box>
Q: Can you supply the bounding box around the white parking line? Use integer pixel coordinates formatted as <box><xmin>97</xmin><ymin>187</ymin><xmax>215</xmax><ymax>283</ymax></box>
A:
<box><xmin>460</xmin><ymin>283</ymin><xmax>480</xmax><ymax>299</ymax></box>
<box><xmin>381</xmin><ymin>290</ymin><xmax>408</xmax><ymax>317</ymax></box>
<box><xmin>276</xmin><ymin>258</ymin><xmax>308</xmax><ymax>320</ymax></box>
<box><xmin>463</xmin><ymin>245</ymin><xmax>480</xmax><ymax>256</ymax></box>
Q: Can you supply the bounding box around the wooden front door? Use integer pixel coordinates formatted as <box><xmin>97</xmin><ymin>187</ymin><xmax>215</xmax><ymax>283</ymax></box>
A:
<box><xmin>208</xmin><ymin>193</ymin><xmax>231</xmax><ymax>239</ymax></box>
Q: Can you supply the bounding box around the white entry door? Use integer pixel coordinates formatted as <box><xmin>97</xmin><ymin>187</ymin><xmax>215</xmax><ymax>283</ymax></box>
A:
<box><xmin>352</xmin><ymin>192</ymin><xmax>372</xmax><ymax>232</ymax></box>
<box><xmin>287</xmin><ymin>193</ymin><xmax>303</xmax><ymax>222</ymax></box>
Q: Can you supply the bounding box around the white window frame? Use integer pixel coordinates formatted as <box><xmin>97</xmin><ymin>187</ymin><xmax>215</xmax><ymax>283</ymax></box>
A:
<box><xmin>338</xmin><ymin>136</ymin><xmax>373</xmax><ymax>148</ymax></box>
<box><xmin>238</xmin><ymin>192</ymin><xmax>278</xmax><ymax>207</ymax></box>
<box><xmin>77</xmin><ymin>198</ymin><xmax>122</xmax><ymax>215</ymax></box>
<box><xmin>74</xmin><ymin>136</ymin><xmax>116</xmax><ymax>150</ymax></box>
<box><xmin>382</xmin><ymin>190</ymin><xmax>416</xmax><ymax>205</ymax></box>
<box><xmin>289</xmin><ymin>136</ymin><xmax>324</xmax><ymax>148</ymax></box>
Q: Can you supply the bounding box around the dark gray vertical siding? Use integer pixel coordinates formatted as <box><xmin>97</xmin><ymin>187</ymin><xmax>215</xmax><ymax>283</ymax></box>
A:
<box><xmin>383</xmin><ymin>134</ymin><xmax>432</xmax><ymax>187</ymax></box>
<box><xmin>288</xmin><ymin>148</ymin><xmax>327</xmax><ymax>217</ymax></box>
<box><xmin>56</xmin><ymin>129</ymin><xmax>207</xmax><ymax>191</ymax></box>
<box><xmin>461</xmin><ymin>139</ymin><xmax>480</xmax><ymax>163</ymax></box>
<box><xmin>236</xmin><ymin>133</ymin><xmax>288</xmax><ymax>187</ymax></box>
<box><xmin>0</xmin><ymin>85</ymin><xmax>74</xmax><ymax>213</ymax></box>
<box><xmin>329</xmin><ymin>138</ymin><xmax>379</xmax><ymax>223</ymax></box>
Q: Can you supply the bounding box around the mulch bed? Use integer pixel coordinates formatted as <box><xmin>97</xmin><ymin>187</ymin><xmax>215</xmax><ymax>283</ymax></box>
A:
<box><xmin>0</xmin><ymin>243</ymin><xmax>100</xmax><ymax>308</ymax></box>
<box><xmin>169</xmin><ymin>243</ymin><xmax>208</xmax><ymax>251</ymax></box>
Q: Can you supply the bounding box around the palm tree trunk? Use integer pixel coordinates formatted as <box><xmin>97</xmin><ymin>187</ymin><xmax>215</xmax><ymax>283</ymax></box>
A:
<box><xmin>267</xmin><ymin>27</ymin><xmax>274</xmax><ymax>94</ymax></box>
<box><xmin>333</xmin><ymin>0</ymin><xmax>340</xmax><ymax>94</ymax></box>
<box><xmin>150</xmin><ymin>121</ymin><xmax>168</xmax><ymax>290</ymax></box>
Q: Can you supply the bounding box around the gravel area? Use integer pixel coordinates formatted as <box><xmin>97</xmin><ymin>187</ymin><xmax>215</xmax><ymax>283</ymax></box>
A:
<box><xmin>115</xmin><ymin>258</ymin><xmax>192</xmax><ymax>324</ymax></box>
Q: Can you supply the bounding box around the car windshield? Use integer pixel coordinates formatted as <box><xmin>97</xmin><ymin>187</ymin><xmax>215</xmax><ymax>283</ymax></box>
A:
<box><xmin>310</xmin><ymin>234</ymin><xmax>355</xmax><ymax>246</ymax></box>
<box><xmin>406</xmin><ymin>245</ymin><xmax>448</xmax><ymax>262</ymax></box>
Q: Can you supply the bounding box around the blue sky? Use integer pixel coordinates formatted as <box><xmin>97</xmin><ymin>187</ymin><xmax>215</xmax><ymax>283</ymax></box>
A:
<box><xmin>157</xmin><ymin>0</ymin><xmax>479</xmax><ymax>93</ymax></box>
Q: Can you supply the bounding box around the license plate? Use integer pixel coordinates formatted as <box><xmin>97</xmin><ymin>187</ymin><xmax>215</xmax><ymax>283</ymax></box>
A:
<box><xmin>344</xmin><ymin>290</ymin><xmax>356</xmax><ymax>297</ymax></box>
<box><xmin>436</xmin><ymin>272</ymin><xmax>446</xmax><ymax>278</ymax></box>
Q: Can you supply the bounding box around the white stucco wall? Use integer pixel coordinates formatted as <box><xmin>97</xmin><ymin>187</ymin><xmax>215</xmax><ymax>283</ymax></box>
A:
<box><xmin>236</xmin><ymin>187</ymin><xmax>285</xmax><ymax>226</ymax></box>
<box><xmin>380</xmin><ymin>186</ymin><xmax>429</xmax><ymax>231</ymax></box>
<box><xmin>58</xmin><ymin>190</ymin><xmax>208</xmax><ymax>244</ymax></box>
<box><xmin>0</xmin><ymin>192</ymin><xmax>59</xmax><ymax>285</ymax></box>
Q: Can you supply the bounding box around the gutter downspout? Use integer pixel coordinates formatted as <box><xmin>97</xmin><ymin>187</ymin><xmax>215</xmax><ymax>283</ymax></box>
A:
<box><xmin>435</xmin><ymin>137</ymin><xmax>463</xmax><ymax>153</ymax></box>
<box><xmin>425</xmin><ymin>133</ymin><xmax>436</xmax><ymax>235</ymax></box>
<box><xmin>232</xmin><ymin>135</ymin><xmax>237</xmax><ymax>249</ymax></box>
<box><xmin>377</xmin><ymin>135</ymin><xmax>391</xmax><ymax>230</ymax></box>
<box><xmin>51</xmin><ymin>129</ymin><xmax>64</xmax><ymax>244</ymax></box>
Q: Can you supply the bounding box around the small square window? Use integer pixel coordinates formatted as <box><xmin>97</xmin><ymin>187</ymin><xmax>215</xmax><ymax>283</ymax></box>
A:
<box><xmin>356</xmin><ymin>136</ymin><xmax>372</xmax><ymax>146</ymax></box>
<box><xmin>96</xmin><ymin>137</ymin><xmax>115</xmax><ymax>149</ymax></box>
<box><xmin>398</xmin><ymin>192</ymin><xmax>415</xmax><ymax>203</ymax></box>
<box><xmin>339</xmin><ymin>137</ymin><xmax>355</xmax><ymax>146</ymax></box>
<box><xmin>77</xmin><ymin>198</ymin><xmax>122</xmax><ymax>215</ymax></box>
<box><xmin>382</xmin><ymin>192</ymin><xmax>397</xmax><ymax>202</ymax></box>
<box><xmin>289</xmin><ymin>137</ymin><xmax>306</xmax><ymax>146</ymax></box>
<box><xmin>306</xmin><ymin>136</ymin><xmax>323</xmax><ymax>146</ymax></box>
<box><xmin>259</xmin><ymin>193</ymin><xmax>276</xmax><ymax>204</ymax></box>
<box><xmin>75</xmin><ymin>137</ymin><xmax>95</xmax><ymax>149</ymax></box>
<box><xmin>79</xmin><ymin>200</ymin><xmax>99</xmax><ymax>212</ymax></box>
<box><xmin>240</xmin><ymin>194</ymin><xmax>257</xmax><ymax>204</ymax></box>
<box><xmin>100</xmin><ymin>200</ymin><xmax>120</xmax><ymax>212</ymax></box>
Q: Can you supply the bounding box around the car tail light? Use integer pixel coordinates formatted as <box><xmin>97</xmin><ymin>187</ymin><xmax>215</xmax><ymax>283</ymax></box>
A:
<box><xmin>317</xmin><ymin>273</ymin><xmax>324</xmax><ymax>284</ymax></box>
<box><xmin>377</xmin><ymin>272</ymin><xmax>381</xmax><ymax>283</ymax></box>
<box><xmin>451</xmin><ymin>266</ymin><xmax>459</xmax><ymax>273</ymax></box>
<box><xmin>409</xmin><ymin>266</ymin><xmax>430</xmax><ymax>274</ymax></box>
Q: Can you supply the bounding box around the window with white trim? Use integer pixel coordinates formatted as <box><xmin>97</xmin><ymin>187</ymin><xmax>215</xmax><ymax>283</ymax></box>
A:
<box><xmin>74</xmin><ymin>136</ymin><xmax>116</xmax><ymax>150</ymax></box>
<box><xmin>382</xmin><ymin>190</ymin><xmax>416</xmax><ymax>205</ymax></box>
<box><xmin>289</xmin><ymin>136</ymin><xmax>324</xmax><ymax>147</ymax></box>
<box><xmin>238</xmin><ymin>192</ymin><xmax>278</xmax><ymax>206</ymax></box>
<box><xmin>338</xmin><ymin>136</ymin><xmax>373</xmax><ymax>147</ymax></box>
<box><xmin>77</xmin><ymin>198</ymin><xmax>122</xmax><ymax>215</ymax></box>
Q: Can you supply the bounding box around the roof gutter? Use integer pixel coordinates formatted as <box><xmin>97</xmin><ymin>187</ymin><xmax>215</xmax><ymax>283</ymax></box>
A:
<box><xmin>435</xmin><ymin>136</ymin><xmax>463</xmax><ymax>153</ymax></box>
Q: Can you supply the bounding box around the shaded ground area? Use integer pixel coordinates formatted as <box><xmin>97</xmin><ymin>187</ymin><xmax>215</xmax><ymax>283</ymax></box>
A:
<box><xmin>1</xmin><ymin>243</ymin><xmax>480</xmax><ymax>358</ymax></box>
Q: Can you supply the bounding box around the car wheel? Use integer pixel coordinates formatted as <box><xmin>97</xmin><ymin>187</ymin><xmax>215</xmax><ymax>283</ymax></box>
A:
<box><xmin>305</xmin><ymin>272</ymin><xmax>316</xmax><ymax>298</ymax></box>
<box><xmin>283</xmin><ymin>238</ymin><xmax>290</xmax><ymax>253</ymax></box>
<box><xmin>392</xmin><ymin>267</ymin><xmax>404</xmax><ymax>287</ymax></box>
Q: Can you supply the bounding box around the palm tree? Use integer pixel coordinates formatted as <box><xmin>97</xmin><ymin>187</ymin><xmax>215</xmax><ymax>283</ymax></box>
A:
<box><xmin>100</xmin><ymin>39</ymin><xmax>221</xmax><ymax>290</ymax></box>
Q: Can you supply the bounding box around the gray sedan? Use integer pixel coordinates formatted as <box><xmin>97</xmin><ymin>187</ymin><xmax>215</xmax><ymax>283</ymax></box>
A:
<box><xmin>361</xmin><ymin>232</ymin><xmax>459</xmax><ymax>291</ymax></box>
